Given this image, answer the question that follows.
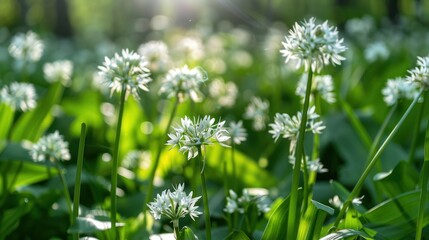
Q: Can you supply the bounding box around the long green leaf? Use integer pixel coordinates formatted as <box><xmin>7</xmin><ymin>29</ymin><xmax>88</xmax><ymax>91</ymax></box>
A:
<box><xmin>373</xmin><ymin>161</ymin><xmax>419</xmax><ymax>198</ymax></box>
<box><xmin>68</xmin><ymin>216</ymin><xmax>125</xmax><ymax>234</ymax></box>
<box><xmin>361</xmin><ymin>190</ymin><xmax>429</xmax><ymax>239</ymax></box>
<box><xmin>261</xmin><ymin>190</ymin><xmax>302</xmax><ymax>240</ymax></box>
<box><xmin>297</xmin><ymin>200</ymin><xmax>334</xmax><ymax>240</ymax></box>
<box><xmin>180</xmin><ymin>226</ymin><xmax>199</xmax><ymax>240</ymax></box>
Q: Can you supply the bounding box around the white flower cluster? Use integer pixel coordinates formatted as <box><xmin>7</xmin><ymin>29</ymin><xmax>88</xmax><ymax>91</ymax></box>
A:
<box><xmin>167</xmin><ymin>116</ymin><xmax>230</xmax><ymax>160</ymax></box>
<box><xmin>0</xmin><ymin>82</ymin><xmax>37</xmax><ymax>112</ymax></box>
<box><xmin>296</xmin><ymin>74</ymin><xmax>336</xmax><ymax>103</ymax></box>
<box><xmin>98</xmin><ymin>49</ymin><xmax>151</xmax><ymax>99</ymax></box>
<box><xmin>208</xmin><ymin>78</ymin><xmax>238</xmax><ymax>108</ymax></box>
<box><xmin>269</xmin><ymin>106</ymin><xmax>325</xmax><ymax>155</ymax></box>
<box><xmin>382</xmin><ymin>77</ymin><xmax>419</xmax><ymax>106</ymax></box>
<box><xmin>288</xmin><ymin>156</ymin><xmax>328</xmax><ymax>173</ymax></box>
<box><xmin>244</xmin><ymin>97</ymin><xmax>270</xmax><ymax>131</ymax></box>
<box><xmin>228</xmin><ymin>121</ymin><xmax>247</xmax><ymax>145</ymax></box>
<box><xmin>329</xmin><ymin>195</ymin><xmax>364</xmax><ymax>209</ymax></box>
<box><xmin>8</xmin><ymin>31</ymin><xmax>44</xmax><ymax>62</ymax></box>
<box><xmin>29</xmin><ymin>131</ymin><xmax>71</xmax><ymax>162</ymax></box>
<box><xmin>147</xmin><ymin>184</ymin><xmax>202</xmax><ymax>221</ymax></box>
<box><xmin>364</xmin><ymin>41</ymin><xmax>389</xmax><ymax>63</ymax></box>
<box><xmin>159</xmin><ymin>65</ymin><xmax>207</xmax><ymax>103</ymax></box>
<box><xmin>43</xmin><ymin>60</ymin><xmax>74</xmax><ymax>86</ymax></box>
<box><xmin>406</xmin><ymin>56</ymin><xmax>429</xmax><ymax>89</ymax></box>
<box><xmin>281</xmin><ymin>17</ymin><xmax>346</xmax><ymax>73</ymax></box>
<box><xmin>224</xmin><ymin>189</ymin><xmax>271</xmax><ymax>215</ymax></box>
<box><xmin>138</xmin><ymin>41</ymin><xmax>171</xmax><ymax>71</ymax></box>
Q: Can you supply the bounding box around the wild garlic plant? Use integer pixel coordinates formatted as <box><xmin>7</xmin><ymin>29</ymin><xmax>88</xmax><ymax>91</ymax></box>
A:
<box><xmin>97</xmin><ymin>48</ymin><xmax>151</xmax><ymax>238</ymax></box>
<box><xmin>148</xmin><ymin>184</ymin><xmax>201</xmax><ymax>240</ymax></box>
<box><xmin>167</xmin><ymin>115</ymin><xmax>230</xmax><ymax>240</ymax></box>
<box><xmin>29</xmin><ymin>131</ymin><xmax>72</xmax><ymax>222</ymax></box>
<box><xmin>142</xmin><ymin>65</ymin><xmax>208</xmax><ymax>236</ymax></box>
<box><xmin>332</xmin><ymin>55</ymin><xmax>429</xmax><ymax>237</ymax></box>
<box><xmin>224</xmin><ymin>188</ymin><xmax>271</xmax><ymax>235</ymax></box>
<box><xmin>8</xmin><ymin>31</ymin><xmax>44</xmax><ymax>74</ymax></box>
<box><xmin>278</xmin><ymin>17</ymin><xmax>346</xmax><ymax>239</ymax></box>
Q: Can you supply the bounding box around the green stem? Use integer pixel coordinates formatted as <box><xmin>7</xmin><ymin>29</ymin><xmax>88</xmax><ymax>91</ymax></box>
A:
<box><xmin>287</xmin><ymin>69</ymin><xmax>313</xmax><ymax>239</ymax></box>
<box><xmin>55</xmin><ymin>163</ymin><xmax>73</xmax><ymax>224</ymax></box>
<box><xmin>72</xmin><ymin>123</ymin><xmax>87</xmax><ymax>240</ymax></box>
<box><xmin>308</xmin><ymin>92</ymin><xmax>321</xmax><ymax>202</ymax></box>
<box><xmin>142</xmin><ymin>96</ymin><xmax>179</xmax><ymax>231</ymax></box>
<box><xmin>197</xmin><ymin>146</ymin><xmax>211</xmax><ymax>240</ymax></box>
<box><xmin>410</xmin><ymin>94</ymin><xmax>429</xmax><ymax>240</ymax></box>
<box><xmin>333</xmin><ymin>89</ymin><xmax>424</xmax><ymax>229</ymax></box>
<box><xmin>409</xmin><ymin>93</ymin><xmax>427</xmax><ymax>164</ymax></box>
<box><xmin>110</xmin><ymin>84</ymin><xmax>127</xmax><ymax>239</ymax></box>
<box><xmin>173</xmin><ymin>219</ymin><xmax>181</xmax><ymax>240</ymax></box>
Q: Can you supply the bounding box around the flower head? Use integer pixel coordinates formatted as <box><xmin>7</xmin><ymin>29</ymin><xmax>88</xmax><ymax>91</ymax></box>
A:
<box><xmin>364</xmin><ymin>41</ymin><xmax>389</xmax><ymax>63</ymax></box>
<box><xmin>159</xmin><ymin>65</ymin><xmax>207</xmax><ymax>102</ymax></box>
<box><xmin>138</xmin><ymin>41</ymin><xmax>171</xmax><ymax>71</ymax></box>
<box><xmin>244</xmin><ymin>97</ymin><xmax>270</xmax><ymax>131</ymax></box>
<box><xmin>296</xmin><ymin>74</ymin><xmax>336</xmax><ymax>103</ymax></box>
<box><xmin>208</xmin><ymin>78</ymin><xmax>238</xmax><ymax>108</ymax></box>
<box><xmin>269</xmin><ymin>106</ymin><xmax>325</xmax><ymax>155</ymax></box>
<box><xmin>281</xmin><ymin>17</ymin><xmax>346</xmax><ymax>73</ymax></box>
<box><xmin>98</xmin><ymin>49</ymin><xmax>151</xmax><ymax>99</ymax></box>
<box><xmin>224</xmin><ymin>189</ymin><xmax>271</xmax><ymax>215</ymax></box>
<box><xmin>228</xmin><ymin>120</ymin><xmax>247</xmax><ymax>145</ymax></box>
<box><xmin>29</xmin><ymin>131</ymin><xmax>71</xmax><ymax>162</ymax></box>
<box><xmin>166</xmin><ymin>116</ymin><xmax>230</xmax><ymax>160</ymax></box>
<box><xmin>8</xmin><ymin>31</ymin><xmax>44</xmax><ymax>62</ymax></box>
<box><xmin>382</xmin><ymin>77</ymin><xmax>419</xmax><ymax>106</ymax></box>
<box><xmin>43</xmin><ymin>60</ymin><xmax>73</xmax><ymax>86</ymax></box>
<box><xmin>406</xmin><ymin>56</ymin><xmax>429</xmax><ymax>90</ymax></box>
<box><xmin>289</xmin><ymin>155</ymin><xmax>328</xmax><ymax>173</ymax></box>
<box><xmin>0</xmin><ymin>82</ymin><xmax>37</xmax><ymax>112</ymax></box>
<box><xmin>147</xmin><ymin>183</ymin><xmax>202</xmax><ymax>222</ymax></box>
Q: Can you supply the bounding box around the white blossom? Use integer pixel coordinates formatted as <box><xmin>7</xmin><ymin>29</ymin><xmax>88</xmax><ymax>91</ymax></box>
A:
<box><xmin>0</xmin><ymin>82</ymin><xmax>37</xmax><ymax>112</ymax></box>
<box><xmin>98</xmin><ymin>49</ymin><xmax>151</xmax><ymax>99</ymax></box>
<box><xmin>8</xmin><ymin>31</ymin><xmax>44</xmax><ymax>62</ymax></box>
<box><xmin>29</xmin><ymin>131</ymin><xmax>71</xmax><ymax>162</ymax></box>
<box><xmin>228</xmin><ymin>121</ymin><xmax>247</xmax><ymax>145</ymax></box>
<box><xmin>43</xmin><ymin>60</ymin><xmax>73</xmax><ymax>86</ymax></box>
<box><xmin>167</xmin><ymin>116</ymin><xmax>230</xmax><ymax>160</ymax></box>
<box><xmin>224</xmin><ymin>189</ymin><xmax>271</xmax><ymax>215</ymax></box>
<box><xmin>281</xmin><ymin>18</ymin><xmax>346</xmax><ymax>73</ymax></box>
<box><xmin>406</xmin><ymin>56</ymin><xmax>429</xmax><ymax>90</ymax></box>
<box><xmin>209</xmin><ymin>78</ymin><xmax>238</xmax><ymax>108</ymax></box>
<box><xmin>147</xmin><ymin>184</ymin><xmax>202</xmax><ymax>221</ymax></box>
<box><xmin>159</xmin><ymin>65</ymin><xmax>207</xmax><ymax>102</ymax></box>
<box><xmin>244</xmin><ymin>97</ymin><xmax>270</xmax><ymax>131</ymax></box>
<box><xmin>382</xmin><ymin>77</ymin><xmax>419</xmax><ymax>106</ymax></box>
<box><xmin>138</xmin><ymin>41</ymin><xmax>170</xmax><ymax>71</ymax></box>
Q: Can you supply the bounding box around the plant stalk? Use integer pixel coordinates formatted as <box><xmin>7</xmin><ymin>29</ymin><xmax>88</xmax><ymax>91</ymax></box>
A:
<box><xmin>333</xmin><ymin>89</ymin><xmax>424</xmax><ymax>229</ymax></box>
<box><xmin>110</xmin><ymin>84</ymin><xmax>127</xmax><ymax>239</ymax></box>
<box><xmin>55</xmin><ymin>163</ymin><xmax>73</xmax><ymax>223</ymax></box>
<box><xmin>72</xmin><ymin>123</ymin><xmax>87</xmax><ymax>240</ymax></box>
<box><xmin>197</xmin><ymin>145</ymin><xmax>211</xmax><ymax>240</ymax></box>
<box><xmin>409</xmin><ymin>93</ymin><xmax>427</xmax><ymax>164</ymax></box>
<box><xmin>287</xmin><ymin>69</ymin><xmax>313</xmax><ymax>239</ymax></box>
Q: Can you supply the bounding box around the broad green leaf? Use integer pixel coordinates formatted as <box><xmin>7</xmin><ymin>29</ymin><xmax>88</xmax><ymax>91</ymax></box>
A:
<box><xmin>224</xmin><ymin>230</ymin><xmax>250</xmax><ymax>240</ymax></box>
<box><xmin>68</xmin><ymin>216</ymin><xmax>125</xmax><ymax>234</ymax></box>
<box><xmin>0</xmin><ymin>103</ymin><xmax>14</xmax><ymax>143</ymax></box>
<box><xmin>10</xmin><ymin>82</ymin><xmax>63</xmax><ymax>141</ymax></box>
<box><xmin>0</xmin><ymin>142</ymin><xmax>55</xmax><ymax>191</ymax></box>
<box><xmin>360</xmin><ymin>190</ymin><xmax>429</xmax><ymax>239</ymax></box>
<box><xmin>373</xmin><ymin>161</ymin><xmax>419</xmax><ymax>198</ymax></box>
<box><xmin>0</xmin><ymin>201</ymin><xmax>32</xmax><ymax>239</ymax></box>
<box><xmin>297</xmin><ymin>200</ymin><xmax>334</xmax><ymax>240</ymax></box>
<box><xmin>206</xmin><ymin>145</ymin><xmax>277</xmax><ymax>188</ymax></box>
<box><xmin>320</xmin><ymin>229</ymin><xmax>374</xmax><ymax>240</ymax></box>
<box><xmin>180</xmin><ymin>226</ymin><xmax>199</xmax><ymax>240</ymax></box>
<box><xmin>261</xmin><ymin>196</ymin><xmax>290</xmax><ymax>240</ymax></box>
